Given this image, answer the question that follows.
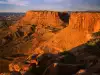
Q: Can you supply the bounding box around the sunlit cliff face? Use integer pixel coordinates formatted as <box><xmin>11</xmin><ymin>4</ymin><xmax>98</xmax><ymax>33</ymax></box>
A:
<box><xmin>33</xmin><ymin>12</ymin><xmax>100</xmax><ymax>54</ymax></box>
<box><xmin>9</xmin><ymin>10</ymin><xmax>68</xmax><ymax>32</ymax></box>
<box><xmin>94</xmin><ymin>20</ymin><xmax>100</xmax><ymax>32</ymax></box>
<box><xmin>2</xmin><ymin>11</ymin><xmax>100</xmax><ymax>56</ymax></box>
<box><xmin>0</xmin><ymin>10</ymin><xmax>69</xmax><ymax>56</ymax></box>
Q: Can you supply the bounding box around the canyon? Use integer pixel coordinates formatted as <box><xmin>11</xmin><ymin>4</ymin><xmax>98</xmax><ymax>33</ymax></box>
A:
<box><xmin>0</xmin><ymin>10</ymin><xmax>69</xmax><ymax>56</ymax></box>
<box><xmin>1</xmin><ymin>11</ymin><xmax>100</xmax><ymax>74</ymax></box>
<box><xmin>1</xmin><ymin>11</ymin><xmax>100</xmax><ymax>56</ymax></box>
<box><xmin>33</xmin><ymin>12</ymin><xmax>100</xmax><ymax>54</ymax></box>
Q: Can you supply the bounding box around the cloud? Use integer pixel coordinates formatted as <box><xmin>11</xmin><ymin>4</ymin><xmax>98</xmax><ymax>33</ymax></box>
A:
<box><xmin>0</xmin><ymin>0</ymin><xmax>30</xmax><ymax>6</ymax></box>
<box><xmin>44</xmin><ymin>0</ymin><xmax>65</xmax><ymax>3</ymax></box>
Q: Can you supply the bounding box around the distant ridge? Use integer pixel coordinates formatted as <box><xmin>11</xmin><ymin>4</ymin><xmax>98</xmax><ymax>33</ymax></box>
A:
<box><xmin>0</xmin><ymin>13</ymin><xmax>25</xmax><ymax>16</ymax></box>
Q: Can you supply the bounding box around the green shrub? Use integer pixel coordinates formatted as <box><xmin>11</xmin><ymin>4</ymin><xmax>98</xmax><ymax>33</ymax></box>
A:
<box><xmin>87</xmin><ymin>41</ymin><xmax>96</xmax><ymax>46</ymax></box>
<box><xmin>87</xmin><ymin>39</ymin><xmax>100</xmax><ymax>46</ymax></box>
<box><xmin>92</xmin><ymin>31</ymin><xmax>100</xmax><ymax>37</ymax></box>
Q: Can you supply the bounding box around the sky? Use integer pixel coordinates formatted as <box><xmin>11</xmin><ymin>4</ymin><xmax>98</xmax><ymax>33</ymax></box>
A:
<box><xmin>0</xmin><ymin>0</ymin><xmax>100</xmax><ymax>12</ymax></box>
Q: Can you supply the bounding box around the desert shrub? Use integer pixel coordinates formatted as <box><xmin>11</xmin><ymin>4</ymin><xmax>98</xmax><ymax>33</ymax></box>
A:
<box><xmin>87</xmin><ymin>41</ymin><xmax>96</xmax><ymax>46</ymax></box>
<box><xmin>87</xmin><ymin>39</ymin><xmax>100</xmax><ymax>46</ymax></box>
<box><xmin>59</xmin><ymin>51</ymin><xmax>76</xmax><ymax>64</ymax></box>
<box><xmin>92</xmin><ymin>31</ymin><xmax>100</xmax><ymax>37</ymax></box>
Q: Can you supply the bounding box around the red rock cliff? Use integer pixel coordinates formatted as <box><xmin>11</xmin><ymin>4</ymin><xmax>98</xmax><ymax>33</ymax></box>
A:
<box><xmin>10</xmin><ymin>10</ymin><xmax>67</xmax><ymax>32</ymax></box>
<box><xmin>33</xmin><ymin>12</ymin><xmax>100</xmax><ymax>54</ymax></box>
<box><xmin>1</xmin><ymin>10</ymin><xmax>68</xmax><ymax>56</ymax></box>
<box><xmin>69</xmin><ymin>12</ymin><xmax>100</xmax><ymax>33</ymax></box>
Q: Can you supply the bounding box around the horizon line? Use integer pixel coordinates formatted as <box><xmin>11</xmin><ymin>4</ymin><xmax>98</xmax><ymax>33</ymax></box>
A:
<box><xmin>0</xmin><ymin>9</ymin><xmax>100</xmax><ymax>13</ymax></box>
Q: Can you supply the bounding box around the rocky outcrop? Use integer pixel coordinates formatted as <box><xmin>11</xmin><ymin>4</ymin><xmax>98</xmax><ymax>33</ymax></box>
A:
<box><xmin>33</xmin><ymin>12</ymin><xmax>100</xmax><ymax>54</ymax></box>
<box><xmin>0</xmin><ymin>10</ymin><xmax>69</xmax><ymax>57</ymax></box>
<box><xmin>69</xmin><ymin>12</ymin><xmax>100</xmax><ymax>33</ymax></box>
<box><xmin>10</xmin><ymin>10</ymin><xmax>68</xmax><ymax>33</ymax></box>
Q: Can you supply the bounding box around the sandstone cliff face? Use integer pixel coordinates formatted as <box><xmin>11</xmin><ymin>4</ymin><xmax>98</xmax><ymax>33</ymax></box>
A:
<box><xmin>69</xmin><ymin>12</ymin><xmax>100</xmax><ymax>33</ymax></box>
<box><xmin>33</xmin><ymin>12</ymin><xmax>100</xmax><ymax>54</ymax></box>
<box><xmin>25</xmin><ymin>10</ymin><xmax>64</xmax><ymax>26</ymax></box>
<box><xmin>0</xmin><ymin>11</ymin><xmax>69</xmax><ymax>56</ymax></box>
<box><xmin>10</xmin><ymin>10</ymin><xmax>68</xmax><ymax>33</ymax></box>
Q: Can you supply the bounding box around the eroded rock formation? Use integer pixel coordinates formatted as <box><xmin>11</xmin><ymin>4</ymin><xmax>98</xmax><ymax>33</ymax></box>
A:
<box><xmin>33</xmin><ymin>12</ymin><xmax>100</xmax><ymax>54</ymax></box>
<box><xmin>10</xmin><ymin>10</ymin><xmax>68</xmax><ymax>33</ymax></box>
<box><xmin>0</xmin><ymin>10</ymin><xmax>69</xmax><ymax>56</ymax></box>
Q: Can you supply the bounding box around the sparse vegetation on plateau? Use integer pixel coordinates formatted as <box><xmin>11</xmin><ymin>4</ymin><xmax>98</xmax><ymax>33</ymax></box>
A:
<box><xmin>87</xmin><ymin>31</ymin><xmax>100</xmax><ymax>46</ymax></box>
<box><xmin>92</xmin><ymin>31</ymin><xmax>100</xmax><ymax>37</ymax></box>
<box><xmin>86</xmin><ymin>39</ymin><xmax>100</xmax><ymax>46</ymax></box>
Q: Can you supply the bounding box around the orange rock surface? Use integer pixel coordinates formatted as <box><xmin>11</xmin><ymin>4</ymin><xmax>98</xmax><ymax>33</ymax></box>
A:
<box><xmin>4</xmin><ymin>10</ymin><xmax>68</xmax><ymax>55</ymax></box>
<box><xmin>9</xmin><ymin>10</ymin><xmax>67</xmax><ymax>32</ymax></box>
<box><xmin>6</xmin><ymin>11</ymin><xmax>100</xmax><ymax>55</ymax></box>
<box><xmin>33</xmin><ymin>12</ymin><xmax>100</xmax><ymax>54</ymax></box>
